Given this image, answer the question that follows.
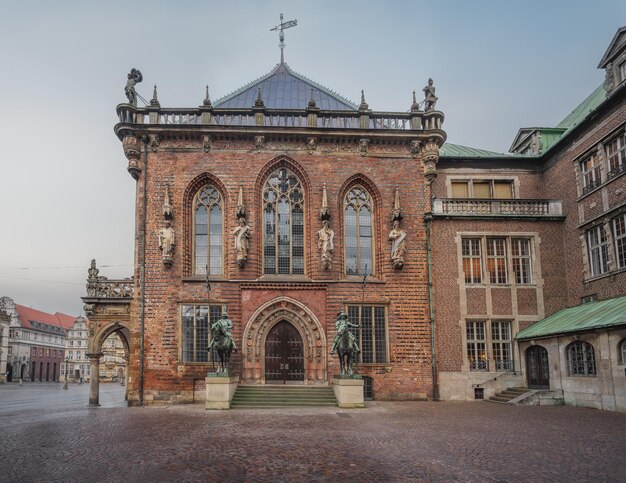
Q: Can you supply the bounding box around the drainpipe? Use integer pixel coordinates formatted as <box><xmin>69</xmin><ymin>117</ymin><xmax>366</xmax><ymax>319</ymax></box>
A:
<box><xmin>139</xmin><ymin>135</ymin><xmax>149</xmax><ymax>406</ymax></box>
<box><xmin>424</xmin><ymin>211</ymin><xmax>439</xmax><ymax>401</ymax></box>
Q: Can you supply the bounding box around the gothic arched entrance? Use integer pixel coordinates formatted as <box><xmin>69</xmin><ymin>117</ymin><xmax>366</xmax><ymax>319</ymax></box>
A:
<box><xmin>242</xmin><ymin>297</ymin><xmax>327</xmax><ymax>385</ymax></box>
<box><xmin>526</xmin><ymin>345</ymin><xmax>550</xmax><ymax>389</ymax></box>
<box><xmin>265</xmin><ymin>320</ymin><xmax>305</xmax><ymax>383</ymax></box>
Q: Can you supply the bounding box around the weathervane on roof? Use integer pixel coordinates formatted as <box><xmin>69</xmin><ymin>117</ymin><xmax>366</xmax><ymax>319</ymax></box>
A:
<box><xmin>270</xmin><ymin>13</ymin><xmax>297</xmax><ymax>64</ymax></box>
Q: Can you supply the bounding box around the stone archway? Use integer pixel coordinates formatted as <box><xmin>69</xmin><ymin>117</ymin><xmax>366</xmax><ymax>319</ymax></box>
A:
<box><xmin>87</xmin><ymin>320</ymin><xmax>131</xmax><ymax>406</ymax></box>
<box><xmin>242</xmin><ymin>297</ymin><xmax>327</xmax><ymax>385</ymax></box>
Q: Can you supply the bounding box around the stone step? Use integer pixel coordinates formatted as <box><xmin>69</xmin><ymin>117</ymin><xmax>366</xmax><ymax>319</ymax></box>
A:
<box><xmin>231</xmin><ymin>385</ymin><xmax>338</xmax><ymax>408</ymax></box>
<box><xmin>486</xmin><ymin>387</ymin><xmax>533</xmax><ymax>404</ymax></box>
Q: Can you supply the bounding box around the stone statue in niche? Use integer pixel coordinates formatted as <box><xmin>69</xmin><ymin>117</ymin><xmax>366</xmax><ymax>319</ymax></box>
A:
<box><xmin>158</xmin><ymin>220</ymin><xmax>176</xmax><ymax>267</ymax></box>
<box><xmin>317</xmin><ymin>220</ymin><xmax>334</xmax><ymax>269</ymax></box>
<box><xmin>388</xmin><ymin>220</ymin><xmax>406</xmax><ymax>269</ymax></box>
<box><xmin>423</xmin><ymin>78</ymin><xmax>438</xmax><ymax>112</ymax></box>
<box><xmin>162</xmin><ymin>186</ymin><xmax>173</xmax><ymax>220</ymax></box>
<box><xmin>233</xmin><ymin>218</ymin><xmax>250</xmax><ymax>268</ymax></box>
<box><xmin>125</xmin><ymin>68</ymin><xmax>143</xmax><ymax>106</ymax></box>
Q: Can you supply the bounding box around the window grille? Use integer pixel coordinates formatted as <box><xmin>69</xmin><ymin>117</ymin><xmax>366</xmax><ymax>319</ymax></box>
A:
<box><xmin>491</xmin><ymin>321</ymin><xmax>513</xmax><ymax>370</ymax></box>
<box><xmin>587</xmin><ymin>225</ymin><xmax>609</xmax><ymax>276</ymax></box>
<box><xmin>581</xmin><ymin>155</ymin><xmax>601</xmax><ymax>193</ymax></box>
<box><xmin>181</xmin><ymin>304</ymin><xmax>223</xmax><ymax>363</ymax></box>
<box><xmin>345</xmin><ymin>187</ymin><xmax>374</xmax><ymax>276</ymax></box>
<box><xmin>263</xmin><ymin>167</ymin><xmax>304</xmax><ymax>275</ymax></box>
<box><xmin>613</xmin><ymin>214</ymin><xmax>626</xmax><ymax>269</ymax></box>
<box><xmin>193</xmin><ymin>185</ymin><xmax>223</xmax><ymax>275</ymax></box>
<box><xmin>462</xmin><ymin>238</ymin><xmax>482</xmax><ymax>284</ymax></box>
<box><xmin>347</xmin><ymin>305</ymin><xmax>388</xmax><ymax>364</ymax></box>
<box><xmin>567</xmin><ymin>340</ymin><xmax>596</xmax><ymax>376</ymax></box>
<box><xmin>466</xmin><ymin>321</ymin><xmax>487</xmax><ymax>371</ymax></box>
<box><xmin>486</xmin><ymin>238</ymin><xmax>507</xmax><ymax>284</ymax></box>
<box><xmin>511</xmin><ymin>238</ymin><xmax>532</xmax><ymax>284</ymax></box>
<box><xmin>605</xmin><ymin>134</ymin><xmax>626</xmax><ymax>178</ymax></box>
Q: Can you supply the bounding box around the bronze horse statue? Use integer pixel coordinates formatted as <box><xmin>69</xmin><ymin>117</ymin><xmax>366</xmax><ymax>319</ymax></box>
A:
<box><xmin>337</xmin><ymin>327</ymin><xmax>359</xmax><ymax>376</ymax></box>
<box><xmin>210</xmin><ymin>320</ymin><xmax>236</xmax><ymax>373</ymax></box>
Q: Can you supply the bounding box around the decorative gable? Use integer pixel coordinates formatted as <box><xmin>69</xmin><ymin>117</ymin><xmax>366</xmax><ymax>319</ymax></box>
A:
<box><xmin>598</xmin><ymin>26</ymin><xmax>626</xmax><ymax>93</ymax></box>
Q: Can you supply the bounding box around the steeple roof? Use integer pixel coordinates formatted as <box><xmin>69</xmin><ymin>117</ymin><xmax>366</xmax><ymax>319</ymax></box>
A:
<box><xmin>214</xmin><ymin>62</ymin><xmax>358</xmax><ymax>111</ymax></box>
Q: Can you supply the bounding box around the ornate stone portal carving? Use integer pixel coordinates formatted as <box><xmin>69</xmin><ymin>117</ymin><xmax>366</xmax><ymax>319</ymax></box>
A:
<box><xmin>359</xmin><ymin>138</ymin><xmax>370</xmax><ymax>156</ymax></box>
<box><xmin>149</xmin><ymin>134</ymin><xmax>160</xmax><ymax>152</ymax></box>
<box><xmin>317</xmin><ymin>184</ymin><xmax>334</xmax><ymax>269</ymax></box>
<box><xmin>421</xmin><ymin>140</ymin><xmax>441</xmax><ymax>184</ymax></box>
<box><xmin>423</xmin><ymin>78</ymin><xmax>438</xmax><ymax>112</ymax></box>
<box><xmin>158</xmin><ymin>220</ymin><xmax>175</xmax><ymax>267</ymax></box>
<box><xmin>124</xmin><ymin>68</ymin><xmax>143</xmax><ymax>106</ymax></box>
<box><xmin>203</xmin><ymin>135</ymin><xmax>212</xmax><ymax>153</ymax></box>
<box><xmin>388</xmin><ymin>186</ymin><xmax>406</xmax><ymax>269</ymax></box>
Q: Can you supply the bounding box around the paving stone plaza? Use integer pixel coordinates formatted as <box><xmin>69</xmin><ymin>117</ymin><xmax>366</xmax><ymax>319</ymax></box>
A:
<box><xmin>1</xmin><ymin>384</ymin><xmax>625</xmax><ymax>482</ymax></box>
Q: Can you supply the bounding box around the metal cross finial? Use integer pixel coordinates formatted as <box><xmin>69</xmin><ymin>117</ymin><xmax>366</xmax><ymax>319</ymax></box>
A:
<box><xmin>270</xmin><ymin>13</ymin><xmax>297</xmax><ymax>64</ymax></box>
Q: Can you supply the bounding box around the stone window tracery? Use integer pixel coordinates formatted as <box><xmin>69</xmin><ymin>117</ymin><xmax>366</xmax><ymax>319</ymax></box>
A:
<box><xmin>262</xmin><ymin>167</ymin><xmax>304</xmax><ymax>275</ymax></box>
<box><xmin>193</xmin><ymin>185</ymin><xmax>223</xmax><ymax>275</ymax></box>
<box><xmin>344</xmin><ymin>186</ymin><xmax>374</xmax><ymax>276</ymax></box>
<box><xmin>567</xmin><ymin>340</ymin><xmax>596</xmax><ymax>376</ymax></box>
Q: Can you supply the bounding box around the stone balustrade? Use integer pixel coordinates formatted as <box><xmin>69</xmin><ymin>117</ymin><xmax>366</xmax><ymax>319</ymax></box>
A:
<box><xmin>116</xmin><ymin>104</ymin><xmax>445</xmax><ymax>132</ymax></box>
<box><xmin>432</xmin><ymin>199</ymin><xmax>564</xmax><ymax>218</ymax></box>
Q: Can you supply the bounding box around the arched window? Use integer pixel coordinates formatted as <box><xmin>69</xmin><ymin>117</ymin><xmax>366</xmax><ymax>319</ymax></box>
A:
<box><xmin>345</xmin><ymin>186</ymin><xmax>373</xmax><ymax>276</ymax></box>
<box><xmin>263</xmin><ymin>167</ymin><xmax>304</xmax><ymax>275</ymax></box>
<box><xmin>620</xmin><ymin>339</ymin><xmax>626</xmax><ymax>364</ymax></box>
<box><xmin>193</xmin><ymin>185</ymin><xmax>223</xmax><ymax>275</ymax></box>
<box><xmin>567</xmin><ymin>340</ymin><xmax>596</xmax><ymax>376</ymax></box>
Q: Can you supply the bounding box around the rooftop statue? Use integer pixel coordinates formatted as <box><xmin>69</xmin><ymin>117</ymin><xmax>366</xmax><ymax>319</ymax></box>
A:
<box><xmin>125</xmin><ymin>68</ymin><xmax>143</xmax><ymax>106</ymax></box>
<box><xmin>423</xmin><ymin>78</ymin><xmax>438</xmax><ymax>112</ymax></box>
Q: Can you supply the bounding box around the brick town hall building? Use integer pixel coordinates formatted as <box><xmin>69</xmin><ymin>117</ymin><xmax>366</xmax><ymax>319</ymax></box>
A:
<box><xmin>82</xmin><ymin>26</ymin><xmax>626</xmax><ymax>410</ymax></box>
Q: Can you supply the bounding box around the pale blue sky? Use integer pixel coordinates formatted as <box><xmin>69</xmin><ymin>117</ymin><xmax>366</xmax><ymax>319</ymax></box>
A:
<box><xmin>0</xmin><ymin>1</ymin><xmax>624</xmax><ymax>314</ymax></box>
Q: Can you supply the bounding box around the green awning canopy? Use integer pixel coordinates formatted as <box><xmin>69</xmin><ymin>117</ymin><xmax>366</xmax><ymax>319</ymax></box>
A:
<box><xmin>516</xmin><ymin>296</ymin><xmax>626</xmax><ymax>341</ymax></box>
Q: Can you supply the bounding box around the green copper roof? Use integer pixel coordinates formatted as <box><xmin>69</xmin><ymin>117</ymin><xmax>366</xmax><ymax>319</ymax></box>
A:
<box><xmin>516</xmin><ymin>296</ymin><xmax>626</xmax><ymax>340</ymax></box>
<box><xmin>555</xmin><ymin>84</ymin><xmax>606</xmax><ymax>131</ymax></box>
<box><xmin>440</xmin><ymin>143</ymin><xmax>511</xmax><ymax>158</ymax></box>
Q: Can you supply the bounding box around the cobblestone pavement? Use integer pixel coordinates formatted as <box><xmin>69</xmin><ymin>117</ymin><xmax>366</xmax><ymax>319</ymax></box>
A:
<box><xmin>1</xmin><ymin>387</ymin><xmax>625</xmax><ymax>482</ymax></box>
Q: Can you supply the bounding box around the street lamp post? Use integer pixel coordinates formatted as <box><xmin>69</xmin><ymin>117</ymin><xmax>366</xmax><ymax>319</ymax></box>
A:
<box><xmin>63</xmin><ymin>357</ymin><xmax>69</xmax><ymax>390</ymax></box>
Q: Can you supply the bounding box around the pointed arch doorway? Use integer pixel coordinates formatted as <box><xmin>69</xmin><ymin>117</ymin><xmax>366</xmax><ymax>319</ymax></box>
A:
<box><xmin>265</xmin><ymin>320</ymin><xmax>305</xmax><ymax>383</ymax></box>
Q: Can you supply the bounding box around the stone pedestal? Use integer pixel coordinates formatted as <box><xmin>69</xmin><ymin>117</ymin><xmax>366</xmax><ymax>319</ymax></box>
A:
<box><xmin>205</xmin><ymin>374</ymin><xmax>239</xmax><ymax>410</ymax></box>
<box><xmin>332</xmin><ymin>375</ymin><xmax>365</xmax><ymax>408</ymax></box>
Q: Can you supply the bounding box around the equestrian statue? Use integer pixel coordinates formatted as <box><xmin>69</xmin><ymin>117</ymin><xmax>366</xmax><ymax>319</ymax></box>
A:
<box><xmin>330</xmin><ymin>309</ymin><xmax>360</xmax><ymax>376</ymax></box>
<box><xmin>208</xmin><ymin>312</ymin><xmax>237</xmax><ymax>373</ymax></box>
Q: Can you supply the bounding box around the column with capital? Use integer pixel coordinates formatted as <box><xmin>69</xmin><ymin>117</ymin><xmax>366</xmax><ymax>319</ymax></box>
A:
<box><xmin>87</xmin><ymin>353</ymin><xmax>102</xmax><ymax>407</ymax></box>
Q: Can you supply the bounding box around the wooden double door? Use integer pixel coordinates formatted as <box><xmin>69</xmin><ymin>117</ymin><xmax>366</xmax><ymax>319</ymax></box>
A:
<box><xmin>526</xmin><ymin>345</ymin><xmax>550</xmax><ymax>389</ymax></box>
<box><xmin>264</xmin><ymin>320</ymin><xmax>304</xmax><ymax>383</ymax></box>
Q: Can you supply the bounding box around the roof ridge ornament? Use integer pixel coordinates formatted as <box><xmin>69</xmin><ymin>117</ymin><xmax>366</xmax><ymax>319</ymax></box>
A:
<box><xmin>270</xmin><ymin>13</ymin><xmax>297</xmax><ymax>64</ymax></box>
<box><xmin>150</xmin><ymin>84</ymin><xmax>160</xmax><ymax>107</ymax></box>
<box><xmin>411</xmin><ymin>90</ymin><xmax>420</xmax><ymax>112</ymax></box>
<box><xmin>359</xmin><ymin>90</ymin><xmax>369</xmax><ymax>111</ymax></box>
<box><xmin>254</xmin><ymin>87</ymin><xmax>265</xmax><ymax>108</ymax></box>
<box><xmin>308</xmin><ymin>88</ymin><xmax>317</xmax><ymax>109</ymax></box>
<box><xmin>203</xmin><ymin>85</ymin><xmax>212</xmax><ymax>107</ymax></box>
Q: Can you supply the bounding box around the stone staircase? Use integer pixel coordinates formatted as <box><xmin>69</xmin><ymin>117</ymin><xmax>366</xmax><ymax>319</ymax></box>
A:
<box><xmin>486</xmin><ymin>387</ymin><xmax>532</xmax><ymax>404</ymax></box>
<box><xmin>230</xmin><ymin>385</ymin><xmax>338</xmax><ymax>408</ymax></box>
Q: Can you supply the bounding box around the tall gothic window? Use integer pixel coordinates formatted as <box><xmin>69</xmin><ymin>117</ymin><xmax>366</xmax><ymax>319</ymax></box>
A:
<box><xmin>193</xmin><ymin>185</ymin><xmax>223</xmax><ymax>275</ymax></box>
<box><xmin>345</xmin><ymin>186</ymin><xmax>374</xmax><ymax>276</ymax></box>
<box><xmin>263</xmin><ymin>167</ymin><xmax>304</xmax><ymax>275</ymax></box>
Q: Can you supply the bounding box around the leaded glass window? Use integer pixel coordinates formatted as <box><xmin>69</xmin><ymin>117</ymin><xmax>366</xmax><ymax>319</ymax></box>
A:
<box><xmin>467</xmin><ymin>321</ymin><xmax>487</xmax><ymax>371</ymax></box>
<box><xmin>345</xmin><ymin>186</ymin><xmax>374</xmax><ymax>276</ymax></box>
<box><xmin>486</xmin><ymin>238</ymin><xmax>507</xmax><ymax>284</ymax></box>
<box><xmin>581</xmin><ymin>155</ymin><xmax>601</xmax><ymax>193</ymax></box>
<box><xmin>491</xmin><ymin>321</ymin><xmax>513</xmax><ymax>370</ymax></box>
<box><xmin>511</xmin><ymin>238</ymin><xmax>532</xmax><ymax>284</ymax></box>
<box><xmin>181</xmin><ymin>304</ymin><xmax>223</xmax><ymax>363</ymax></box>
<box><xmin>567</xmin><ymin>340</ymin><xmax>596</xmax><ymax>376</ymax></box>
<box><xmin>193</xmin><ymin>185</ymin><xmax>223</xmax><ymax>275</ymax></box>
<box><xmin>263</xmin><ymin>167</ymin><xmax>304</xmax><ymax>275</ymax></box>
<box><xmin>587</xmin><ymin>225</ymin><xmax>609</xmax><ymax>277</ymax></box>
<box><xmin>462</xmin><ymin>238</ymin><xmax>482</xmax><ymax>284</ymax></box>
<box><xmin>347</xmin><ymin>305</ymin><xmax>388</xmax><ymax>364</ymax></box>
<box><xmin>613</xmin><ymin>214</ymin><xmax>626</xmax><ymax>269</ymax></box>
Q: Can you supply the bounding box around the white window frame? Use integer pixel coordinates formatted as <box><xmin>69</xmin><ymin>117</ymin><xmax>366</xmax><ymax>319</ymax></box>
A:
<box><xmin>587</xmin><ymin>225</ymin><xmax>609</xmax><ymax>277</ymax></box>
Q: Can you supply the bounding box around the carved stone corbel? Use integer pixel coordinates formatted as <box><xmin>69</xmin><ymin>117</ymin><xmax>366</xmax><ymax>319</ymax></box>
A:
<box><xmin>359</xmin><ymin>138</ymin><xmax>370</xmax><ymax>156</ymax></box>
<box><xmin>122</xmin><ymin>134</ymin><xmax>142</xmax><ymax>179</ymax></box>
<box><xmin>410</xmin><ymin>140</ymin><xmax>422</xmax><ymax>158</ymax></box>
<box><xmin>203</xmin><ymin>135</ymin><xmax>212</xmax><ymax>153</ymax></box>
<box><xmin>307</xmin><ymin>137</ymin><xmax>317</xmax><ymax>153</ymax></box>
<box><xmin>255</xmin><ymin>135</ymin><xmax>265</xmax><ymax>150</ymax></box>
<box><xmin>149</xmin><ymin>134</ymin><xmax>160</xmax><ymax>152</ymax></box>
<box><xmin>421</xmin><ymin>139</ymin><xmax>441</xmax><ymax>184</ymax></box>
